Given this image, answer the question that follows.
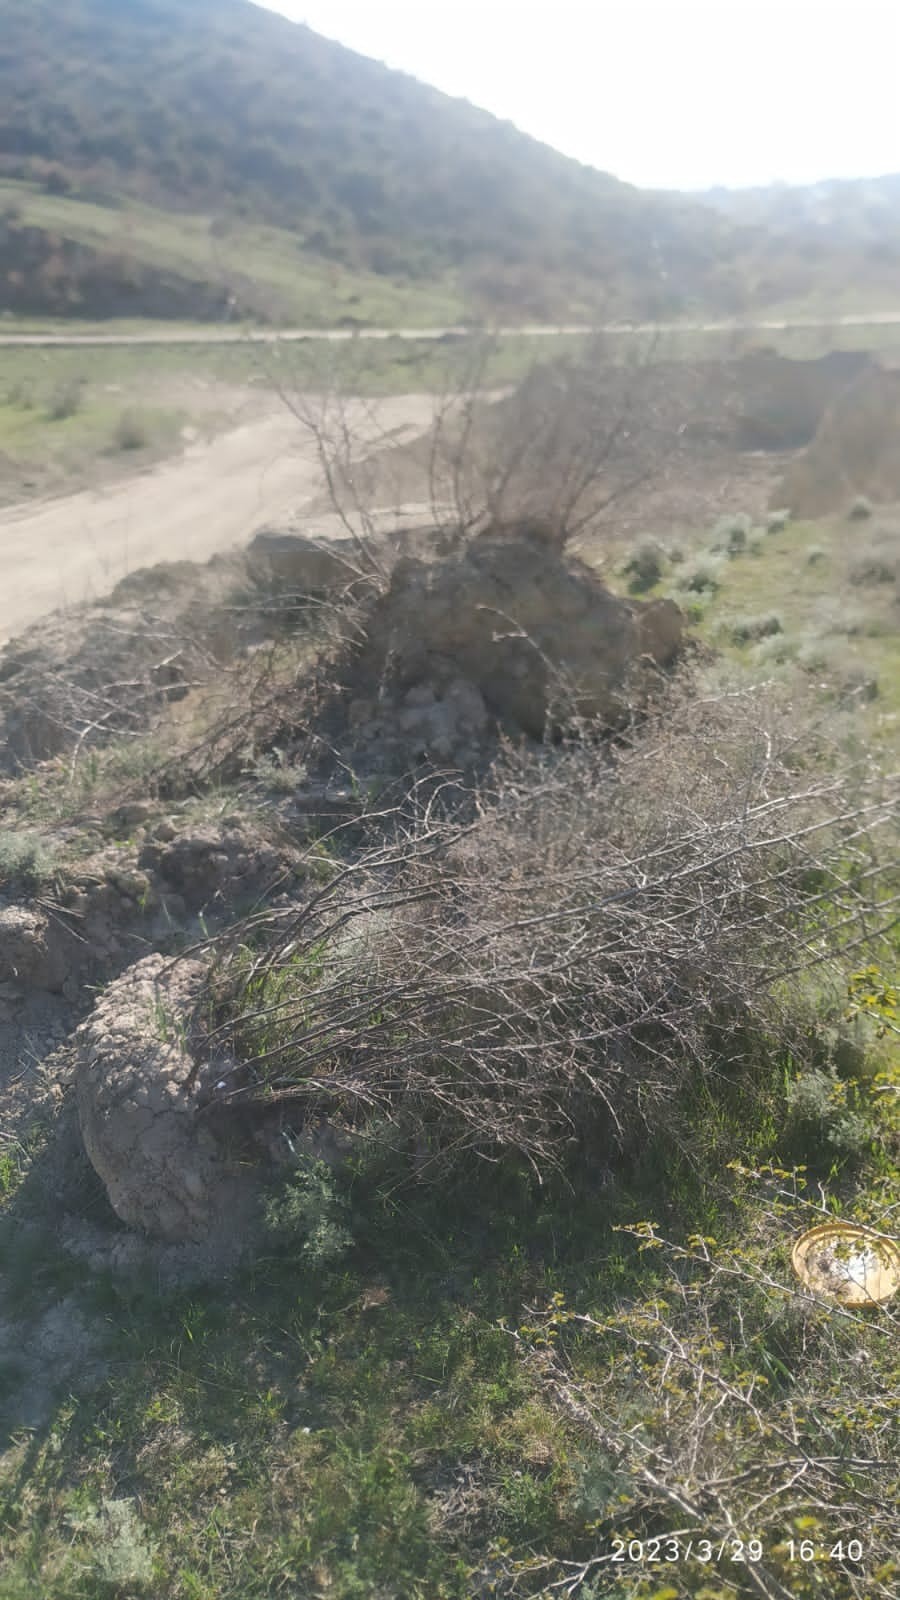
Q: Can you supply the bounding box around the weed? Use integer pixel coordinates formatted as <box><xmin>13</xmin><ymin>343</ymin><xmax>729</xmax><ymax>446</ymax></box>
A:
<box><xmin>65</xmin><ymin>1496</ymin><xmax>156</xmax><ymax>1591</ymax></box>
<box><xmin>710</xmin><ymin>512</ymin><xmax>751</xmax><ymax>555</ymax></box>
<box><xmin>728</xmin><ymin>610</ymin><xmax>783</xmax><ymax>643</ymax></box>
<box><xmin>0</xmin><ymin>829</ymin><xmax>58</xmax><ymax>887</ymax></box>
<box><xmin>848</xmin><ymin>544</ymin><xmax>898</xmax><ymax>586</ymax></box>
<box><xmin>784</xmin><ymin>1068</ymin><xmax>874</xmax><ymax>1163</ymax></box>
<box><xmin>112</xmin><ymin>407</ymin><xmax>149</xmax><ymax>451</ymax></box>
<box><xmin>676</xmin><ymin>555</ymin><xmax>724</xmax><ymax>594</ymax></box>
<box><xmin>149</xmin><ymin>994</ymin><xmax>187</xmax><ymax>1049</ymax></box>
<box><xmin>264</xmin><ymin>1158</ymin><xmax>354</xmax><ymax>1265</ymax></box>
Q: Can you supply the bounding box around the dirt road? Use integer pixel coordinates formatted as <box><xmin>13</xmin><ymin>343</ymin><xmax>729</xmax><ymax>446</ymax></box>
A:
<box><xmin>3</xmin><ymin>311</ymin><xmax>900</xmax><ymax>346</ymax></box>
<box><xmin>0</xmin><ymin>394</ymin><xmax>434</xmax><ymax>644</ymax></box>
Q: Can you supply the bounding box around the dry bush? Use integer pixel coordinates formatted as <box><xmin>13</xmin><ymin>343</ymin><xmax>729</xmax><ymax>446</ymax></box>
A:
<box><xmin>266</xmin><ymin>332</ymin><xmax>708</xmax><ymax>550</ymax></box>
<box><xmin>204</xmin><ymin>684</ymin><xmax>898</xmax><ymax>1177</ymax></box>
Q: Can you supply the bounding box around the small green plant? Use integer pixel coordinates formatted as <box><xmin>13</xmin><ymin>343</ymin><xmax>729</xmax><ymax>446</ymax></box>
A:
<box><xmin>845</xmin><ymin>965</ymin><xmax>898</xmax><ymax>1037</ymax></box>
<box><xmin>66</xmin><ymin>1496</ymin><xmax>156</xmax><ymax>1591</ymax></box>
<box><xmin>784</xmin><ymin>1068</ymin><xmax>873</xmax><ymax>1160</ymax></box>
<box><xmin>676</xmin><ymin>556</ymin><xmax>723</xmax><ymax>595</ymax></box>
<box><xmin>750</xmin><ymin>631</ymin><xmax>797</xmax><ymax>667</ymax></box>
<box><xmin>848</xmin><ymin>546</ymin><xmax>897</xmax><ymax>586</ymax></box>
<box><xmin>0</xmin><ymin>829</ymin><xmax>58</xmax><ymax>888</ymax></box>
<box><xmin>766</xmin><ymin>507</ymin><xmax>791</xmax><ymax>534</ymax></box>
<box><xmin>710</xmin><ymin>513</ymin><xmax>751</xmax><ymax>555</ymax></box>
<box><xmin>848</xmin><ymin>494</ymin><xmax>873</xmax><ymax>520</ymax></box>
<box><xmin>264</xmin><ymin>1157</ymin><xmax>353</xmax><ymax>1265</ymax></box>
<box><xmin>149</xmin><ymin>994</ymin><xmax>187</xmax><ymax>1048</ymax></box>
<box><xmin>250</xmin><ymin>747</ymin><xmax>305</xmax><ymax>793</ymax></box>
<box><xmin>806</xmin><ymin>543</ymin><xmax>826</xmax><ymax>565</ymax></box>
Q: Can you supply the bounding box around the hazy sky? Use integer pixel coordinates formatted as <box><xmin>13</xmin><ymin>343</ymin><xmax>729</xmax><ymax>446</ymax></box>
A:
<box><xmin>254</xmin><ymin>0</ymin><xmax>900</xmax><ymax>190</ymax></box>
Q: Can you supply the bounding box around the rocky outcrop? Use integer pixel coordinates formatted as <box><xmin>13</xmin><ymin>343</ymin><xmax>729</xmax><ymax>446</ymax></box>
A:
<box><xmin>73</xmin><ymin>955</ymin><xmax>247</xmax><ymax>1243</ymax></box>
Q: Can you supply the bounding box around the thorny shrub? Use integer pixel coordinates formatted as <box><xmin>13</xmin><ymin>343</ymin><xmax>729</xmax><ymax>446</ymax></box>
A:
<box><xmin>204</xmin><ymin>683</ymin><xmax>898</xmax><ymax>1180</ymax></box>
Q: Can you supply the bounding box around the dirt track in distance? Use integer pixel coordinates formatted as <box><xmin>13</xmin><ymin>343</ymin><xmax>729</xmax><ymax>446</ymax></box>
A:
<box><xmin>0</xmin><ymin>393</ymin><xmax>435</xmax><ymax>644</ymax></box>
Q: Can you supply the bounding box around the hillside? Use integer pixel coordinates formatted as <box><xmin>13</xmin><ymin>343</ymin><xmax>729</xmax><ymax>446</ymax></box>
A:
<box><xmin>697</xmin><ymin>173</ymin><xmax>900</xmax><ymax>314</ymax></box>
<box><xmin>0</xmin><ymin>0</ymin><xmax>748</xmax><ymax>320</ymax></box>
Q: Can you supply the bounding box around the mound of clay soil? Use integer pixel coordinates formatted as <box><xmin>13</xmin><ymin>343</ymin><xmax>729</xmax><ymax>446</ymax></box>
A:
<box><xmin>777</xmin><ymin>367</ymin><xmax>900</xmax><ymax>516</ymax></box>
<box><xmin>339</xmin><ymin>524</ymin><xmax>684</xmax><ymax>754</ymax></box>
<box><xmin>314</xmin><ymin>351</ymin><xmax>874</xmax><ymax>536</ymax></box>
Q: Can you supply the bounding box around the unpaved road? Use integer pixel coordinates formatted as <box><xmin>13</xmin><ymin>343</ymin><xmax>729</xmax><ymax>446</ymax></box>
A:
<box><xmin>0</xmin><ymin>394</ymin><xmax>434</xmax><ymax>644</ymax></box>
<box><xmin>4</xmin><ymin>310</ymin><xmax>900</xmax><ymax>346</ymax></box>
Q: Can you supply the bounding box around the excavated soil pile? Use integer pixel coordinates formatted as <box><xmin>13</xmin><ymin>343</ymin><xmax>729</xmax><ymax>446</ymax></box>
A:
<box><xmin>338</xmin><ymin>524</ymin><xmax>684</xmax><ymax>763</ymax></box>
<box><xmin>778</xmin><ymin>366</ymin><xmax>900</xmax><ymax>516</ymax></box>
<box><xmin>316</xmin><ymin>351</ymin><xmax>874</xmax><ymax>535</ymax></box>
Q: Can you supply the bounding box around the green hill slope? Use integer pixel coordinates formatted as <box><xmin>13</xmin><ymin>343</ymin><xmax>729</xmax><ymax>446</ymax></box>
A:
<box><xmin>0</xmin><ymin>0</ymin><xmax>747</xmax><ymax>320</ymax></box>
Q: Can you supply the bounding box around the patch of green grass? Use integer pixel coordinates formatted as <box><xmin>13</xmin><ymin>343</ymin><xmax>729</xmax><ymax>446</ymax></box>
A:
<box><xmin>0</xmin><ymin>180</ymin><xmax>467</xmax><ymax>330</ymax></box>
<box><xmin>0</xmin><ymin>364</ymin><xmax>188</xmax><ymax>500</ymax></box>
<box><xmin>649</xmin><ymin>509</ymin><xmax>900</xmax><ymax>758</ymax></box>
<box><xmin>2</xmin><ymin>733</ymin><xmax>170</xmax><ymax>828</ymax></box>
<box><xmin>0</xmin><ymin>988</ymin><xmax>894</xmax><ymax>1600</ymax></box>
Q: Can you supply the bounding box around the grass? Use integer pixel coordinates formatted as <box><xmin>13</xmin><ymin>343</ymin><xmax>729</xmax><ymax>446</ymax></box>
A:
<box><xmin>5</xmin><ymin>316</ymin><xmax>900</xmax><ymax>507</ymax></box>
<box><xmin>0</xmin><ymin>353</ymin><xmax>191</xmax><ymax>501</ymax></box>
<box><xmin>608</xmin><ymin>506</ymin><xmax>900</xmax><ymax>761</ymax></box>
<box><xmin>0</xmin><ymin>179</ymin><xmax>467</xmax><ymax>330</ymax></box>
<box><xmin>1</xmin><ymin>342</ymin><xmax>898</xmax><ymax>1596</ymax></box>
<box><xmin>0</xmin><ymin>1004</ymin><xmax>895</xmax><ymax>1599</ymax></box>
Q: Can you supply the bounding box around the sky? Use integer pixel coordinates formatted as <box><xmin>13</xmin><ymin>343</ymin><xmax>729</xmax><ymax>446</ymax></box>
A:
<box><xmin>254</xmin><ymin>0</ymin><xmax>900</xmax><ymax>191</ymax></box>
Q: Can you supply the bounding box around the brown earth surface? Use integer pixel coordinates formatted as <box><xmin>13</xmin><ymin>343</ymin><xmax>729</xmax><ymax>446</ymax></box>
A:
<box><xmin>0</xmin><ymin>392</ymin><xmax>435</xmax><ymax>643</ymax></box>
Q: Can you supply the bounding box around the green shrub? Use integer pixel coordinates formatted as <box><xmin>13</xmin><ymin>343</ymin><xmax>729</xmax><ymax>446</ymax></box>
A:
<box><xmin>676</xmin><ymin>556</ymin><xmax>724</xmax><ymax>594</ymax></box>
<box><xmin>728</xmin><ymin>611</ymin><xmax>783</xmax><ymax>644</ymax></box>
<box><xmin>264</xmin><ymin>1157</ymin><xmax>353</xmax><ymax>1265</ymax></box>
<box><xmin>621</xmin><ymin>539</ymin><xmax>664</xmax><ymax>592</ymax></box>
<box><xmin>848</xmin><ymin>494</ymin><xmax>873</xmax><ymax>520</ymax></box>
<box><xmin>750</xmin><ymin>632</ymin><xmax>797</xmax><ymax>667</ymax></box>
<box><xmin>847</xmin><ymin>544</ymin><xmax>898</xmax><ymax>585</ymax></box>
<box><xmin>710</xmin><ymin>513</ymin><xmax>751</xmax><ymax>555</ymax></box>
<box><xmin>66</xmin><ymin>1497</ymin><xmax>156</xmax><ymax>1592</ymax></box>
<box><xmin>784</xmin><ymin>1068</ymin><xmax>874</xmax><ymax>1161</ymax></box>
<box><xmin>794</xmin><ymin>636</ymin><xmax>831</xmax><ymax>673</ymax></box>
<box><xmin>0</xmin><ymin>830</ymin><xmax>57</xmax><ymax>888</ymax></box>
<box><xmin>806</xmin><ymin>544</ymin><xmax>826</xmax><ymax>565</ymax></box>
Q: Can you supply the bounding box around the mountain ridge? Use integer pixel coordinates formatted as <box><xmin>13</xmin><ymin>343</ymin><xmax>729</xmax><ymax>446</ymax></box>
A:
<box><xmin>0</xmin><ymin>0</ymin><xmax>747</xmax><ymax>319</ymax></box>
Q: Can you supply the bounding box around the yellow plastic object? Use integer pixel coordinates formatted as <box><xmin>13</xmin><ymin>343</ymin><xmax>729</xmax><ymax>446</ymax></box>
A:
<box><xmin>791</xmin><ymin>1221</ymin><xmax>900</xmax><ymax>1307</ymax></box>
